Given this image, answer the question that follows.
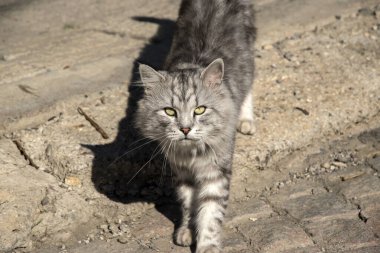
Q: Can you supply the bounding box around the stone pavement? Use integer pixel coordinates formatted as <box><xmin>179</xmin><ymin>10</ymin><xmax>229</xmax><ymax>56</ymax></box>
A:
<box><xmin>1</xmin><ymin>0</ymin><xmax>379</xmax><ymax>132</ymax></box>
<box><xmin>36</xmin><ymin>127</ymin><xmax>380</xmax><ymax>253</ymax></box>
<box><xmin>0</xmin><ymin>1</ymin><xmax>380</xmax><ymax>253</ymax></box>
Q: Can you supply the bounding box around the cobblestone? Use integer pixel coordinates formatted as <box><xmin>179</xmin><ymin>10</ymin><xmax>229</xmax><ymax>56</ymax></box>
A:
<box><xmin>306</xmin><ymin>219</ymin><xmax>378</xmax><ymax>252</ymax></box>
<box><xmin>237</xmin><ymin>216</ymin><xmax>314</xmax><ymax>253</ymax></box>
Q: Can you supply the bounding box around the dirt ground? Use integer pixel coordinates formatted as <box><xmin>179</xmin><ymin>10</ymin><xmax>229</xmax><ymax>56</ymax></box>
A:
<box><xmin>0</xmin><ymin>1</ymin><xmax>380</xmax><ymax>253</ymax></box>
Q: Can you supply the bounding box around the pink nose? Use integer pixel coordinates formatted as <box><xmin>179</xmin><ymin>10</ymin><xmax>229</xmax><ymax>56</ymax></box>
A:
<box><xmin>180</xmin><ymin>127</ymin><xmax>191</xmax><ymax>135</ymax></box>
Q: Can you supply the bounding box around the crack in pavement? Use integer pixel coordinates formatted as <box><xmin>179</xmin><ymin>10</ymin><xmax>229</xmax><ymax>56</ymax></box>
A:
<box><xmin>12</xmin><ymin>139</ymin><xmax>39</xmax><ymax>170</ymax></box>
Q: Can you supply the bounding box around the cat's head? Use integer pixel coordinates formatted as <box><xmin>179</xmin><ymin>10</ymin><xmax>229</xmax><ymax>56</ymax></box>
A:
<box><xmin>135</xmin><ymin>59</ymin><xmax>235</xmax><ymax>150</ymax></box>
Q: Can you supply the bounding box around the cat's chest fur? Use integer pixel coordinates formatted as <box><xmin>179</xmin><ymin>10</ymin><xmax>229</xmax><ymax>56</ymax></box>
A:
<box><xmin>168</xmin><ymin>144</ymin><xmax>216</xmax><ymax>176</ymax></box>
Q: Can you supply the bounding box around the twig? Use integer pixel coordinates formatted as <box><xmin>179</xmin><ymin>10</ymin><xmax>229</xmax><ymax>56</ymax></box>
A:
<box><xmin>294</xmin><ymin>106</ymin><xmax>310</xmax><ymax>116</ymax></box>
<box><xmin>77</xmin><ymin>107</ymin><xmax>109</xmax><ymax>139</ymax></box>
<box><xmin>18</xmin><ymin>84</ymin><xmax>39</xmax><ymax>97</ymax></box>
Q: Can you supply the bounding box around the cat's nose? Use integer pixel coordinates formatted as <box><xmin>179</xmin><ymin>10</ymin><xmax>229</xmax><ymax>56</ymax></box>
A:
<box><xmin>180</xmin><ymin>127</ymin><xmax>191</xmax><ymax>135</ymax></box>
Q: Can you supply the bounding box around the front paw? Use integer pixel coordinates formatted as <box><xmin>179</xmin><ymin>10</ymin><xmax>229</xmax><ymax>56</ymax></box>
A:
<box><xmin>174</xmin><ymin>227</ymin><xmax>193</xmax><ymax>247</ymax></box>
<box><xmin>237</xmin><ymin>119</ymin><xmax>256</xmax><ymax>135</ymax></box>
<box><xmin>196</xmin><ymin>245</ymin><xmax>221</xmax><ymax>253</ymax></box>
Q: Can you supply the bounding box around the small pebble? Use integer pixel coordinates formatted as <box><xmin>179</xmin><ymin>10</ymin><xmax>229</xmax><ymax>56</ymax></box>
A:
<box><xmin>119</xmin><ymin>223</ymin><xmax>129</xmax><ymax>233</ymax></box>
<box><xmin>41</xmin><ymin>196</ymin><xmax>49</xmax><ymax>206</ymax></box>
<box><xmin>117</xmin><ymin>235</ymin><xmax>130</xmax><ymax>244</ymax></box>
<box><xmin>262</xmin><ymin>44</ymin><xmax>273</xmax><ymax>50</ymax></box>
<box><xmin>65</xmin><ymin>176</ymin><xmax>82</xmax><ymax>186</ymax></box>
<box><xmin>331</xmin><ymin>161</ymin><xmax>347</xmax><ymax>168</ymax></box>
<box><xmin>108</xmin><ymin>224</ymin><xmax>120</xmax><ymax>235</ymax></box>
<box><xmin>322</xmin><ymin>162</ymin><xmax>330</xmax><ymax>169</ymax></box>
<box><xmin>99</xmin><ymin>224</ymin><xmax>108</xmax><ymax>232</ymax></box>
<box><xmin>283</xmin><ymin>52</ymin><xmax>294</xmax><ymax>61</ymax></box>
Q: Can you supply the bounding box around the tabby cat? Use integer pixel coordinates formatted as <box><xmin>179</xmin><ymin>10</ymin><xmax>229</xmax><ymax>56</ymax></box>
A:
<box><xmin>136</xmin><ymin>0</ymin><xmax>256</xmax><ymax>252</ymax></box>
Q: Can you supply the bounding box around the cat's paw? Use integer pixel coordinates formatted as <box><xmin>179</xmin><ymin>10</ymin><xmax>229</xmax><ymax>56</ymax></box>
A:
<box><xmin>196</xmin><ymin>245</ymin><xmax>221</xmax><ymax>253</ymax></box>
<box><xmin>237</xmin><ymin>119</ymin><xmax>256</xmax><ymax>135</ymax></box>
<box><xmin>174</xmin><ymin>227</ymin><xmax>193</xmax><ymax>247</ymax></box>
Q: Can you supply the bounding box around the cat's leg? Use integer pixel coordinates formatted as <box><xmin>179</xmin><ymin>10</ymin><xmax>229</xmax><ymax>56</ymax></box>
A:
<box><xmin>237</xmin><ymin>92</ymin><xmax>256</xmax><ymax>135</ymax></box>
<box><xmin>195</xmin><ymin>172</ymin><xmax>230</xmax><ymax>253</ymax></box>
<box><xmin>174</xmin><ymin>182</ymin><xmax>194</xmax><ymax>246</ymax></box>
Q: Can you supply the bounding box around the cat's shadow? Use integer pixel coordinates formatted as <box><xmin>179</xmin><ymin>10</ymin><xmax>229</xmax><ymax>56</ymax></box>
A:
<box><xmin>85</xmin><ymin>16</ymin><xmax>196</xmax><ymax>252</ymax></box>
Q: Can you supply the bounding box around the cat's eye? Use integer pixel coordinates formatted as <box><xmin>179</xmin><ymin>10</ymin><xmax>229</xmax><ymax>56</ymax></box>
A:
<box><xmin>164</xmin><ymin>107</ymin><xmax>176</xmax><ymax>117</ymax></box>
<box><xmin>194</xmin><ymin>106</ymin><xmax>206</xmax><ymax>115</ymax></box>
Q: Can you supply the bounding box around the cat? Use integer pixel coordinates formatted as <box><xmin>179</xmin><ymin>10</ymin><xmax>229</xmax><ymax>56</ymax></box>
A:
<box><xmin>135</xmin><ymin>0</ymin><xmax>256</xmax><ymax>252</ymax></box>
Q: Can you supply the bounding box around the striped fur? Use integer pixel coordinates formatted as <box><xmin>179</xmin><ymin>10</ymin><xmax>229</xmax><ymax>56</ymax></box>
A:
<box><xmin>136</xmin><ymin>1</ymin><xmax>256</xmax><ymax>252</ymax></box>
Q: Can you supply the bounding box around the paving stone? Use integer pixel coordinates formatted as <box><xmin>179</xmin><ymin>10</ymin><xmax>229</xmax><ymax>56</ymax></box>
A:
<box><xmin>323</xmin><ymin>166</ymin><xmax>372</xmax><ymax>184</ymax></box>
<box><xmin>131</xmin><ymin>208</ymin><xmax>175</xmax><ymax>241</ymax></box>
<box><xmin>327</xmin><ymin>170</ymin><xmax>380</xmax><ymax>202</ymax></box>
<box><xmin>151</xmin><ymin>238</ymin><xmax>179</xmax><ymax>253</ymax></box>
<box><xmin>226</xmin><ymin>198</ymin><xmax>273</xmax><ymax>227</ymax></box>
<box><xmin>237</xmin><ymin>216</ymin><xmax>314</xmax><ymax>253</ymax></box>
<box><xmin>0</xmin><ymin>138</ymin><xmax>55</xmax><ymax>252</ymax></box>
<box><xmin>223</xmin><ymin>228</ymin><xmax>249</xmax><ymax>252</ymax></box>
<box><xmin>305</xmin><ymin>218</ymin><xmax>379</xmax><ymax>252</ymax></box>
<box><xmin>341</xmin><ymin>245</ymin><xmax>380</xmax><ymax>253</ymax></box>
<box><xmin>268</xmin><ymin>180</ymin><xmax>327</xmax><ymax>203</ymax></box>
<box><xmin>269</xmin><ymin>180</ymin><xmax>357</xmax><ymax>222</ymax></box>
<box><xmin>0</xmin><ymin>137</ymin><xmax>94</xmax><ymax>252</ymax></box>
<box><xmin>362</xmin><ymin>209</ymin><xmax>380</xmax><ymax>236</ymax></box>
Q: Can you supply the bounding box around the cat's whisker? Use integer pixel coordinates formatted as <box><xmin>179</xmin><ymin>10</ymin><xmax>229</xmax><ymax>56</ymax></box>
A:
<box><xmin>126</xmin><ymin>138</ymin><xmax>168</xmax><ymax>185</ymax></box>
<box><xmin>126</xmin><ymin>135</ymin><xmax>160</xmax><ymax>149</ymax></box>
<box><xmin>170</xmin><ymin>141</ymin><xmax>176</xmax><ymax>185</ymax></box>
<box><xmin>106</xmin><ymin>134</ymin><xmax>166</xmax><ymax>169</ymax></box>
<box><xmin>158</xmin><ymin>138</ymin><xmax>170</xmax><ymax>185</ymax></box>
<box><xmin>173</xmin><ymin>141</ymin><xmax>179</xmax><ymax>170</ymax></box>
<box><xmin>135</xmin><ymin>132</ymin><xmax>170</xmax><ymax>147</ymax></box>
<box><xmin>160</xmin><ymin>139</ymin><xmax>173</xmax><ymax>185</ymax></box>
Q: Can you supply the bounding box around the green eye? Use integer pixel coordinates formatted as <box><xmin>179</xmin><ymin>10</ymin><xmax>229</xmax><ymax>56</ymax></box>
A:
<box><xmin>194</xmin><ymin>106</ymin><xmax>206</xmax><ymax>115</ymax></box>
<box><xmin>164</xmin><ymin>107</ymin><xmax>176</xmax><ymax>117</ymax></box>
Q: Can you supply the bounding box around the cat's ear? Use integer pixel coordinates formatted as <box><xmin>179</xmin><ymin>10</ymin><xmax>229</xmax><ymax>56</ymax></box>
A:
<box><xmin>139</xmin><ymin>64</ymin><xmax>165</xmax><ymax>87</ymax></box>
<box><xmin>201</xmin><ymin>58</ymin><xmax>224</xmax><ymax>87</ymax></box>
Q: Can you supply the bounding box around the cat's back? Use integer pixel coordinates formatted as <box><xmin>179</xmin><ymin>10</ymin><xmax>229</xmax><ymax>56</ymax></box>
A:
<box><xmin>165</xmin><ymin>0</ymin><xmax>256</xmax><ymax>70</ymax></box>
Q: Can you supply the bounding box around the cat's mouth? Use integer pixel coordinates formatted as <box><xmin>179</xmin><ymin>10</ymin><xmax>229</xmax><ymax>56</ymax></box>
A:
<box><xmin>179</xmin><ymin>137</ymin><xmax>199</xmax><ymax>142</ymax></box>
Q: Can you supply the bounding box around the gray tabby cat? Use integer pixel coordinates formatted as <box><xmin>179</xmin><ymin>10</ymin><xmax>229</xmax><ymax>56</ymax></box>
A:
<box><xmin>136</xmin><ymin>0</ymin><xmax>256</xmax><ymax>252</ymax></box>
